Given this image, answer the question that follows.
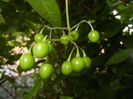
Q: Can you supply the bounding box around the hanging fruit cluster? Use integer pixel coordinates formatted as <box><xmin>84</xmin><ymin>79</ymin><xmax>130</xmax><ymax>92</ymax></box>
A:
<box><xmin>19</xmin><ymin>21</ymin><xmax>100</xmax><ymax>79</ymax></box>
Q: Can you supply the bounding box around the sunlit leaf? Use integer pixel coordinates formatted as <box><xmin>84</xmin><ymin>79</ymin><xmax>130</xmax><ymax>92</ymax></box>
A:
<box><xmin>27</xmin><ymin>0</ymin><xmax>61</xmax><ymax>26</ymax></box>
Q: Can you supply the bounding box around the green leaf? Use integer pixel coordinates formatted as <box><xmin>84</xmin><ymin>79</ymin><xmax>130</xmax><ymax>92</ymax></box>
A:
<box><xmin>26</xmin><ymin>0</ymin><xmax>61</xmax><ymax>26</ymax></box>
<box><xmin>123</xmin><ymin>36</ymin><xmax>133</xmax><ymax>48</ymax></box>
<box><xmin>102</xmin><ymin>19</ymin><xmax>122</xmax><ymax>38</ymax></box>
<box><xmin>60</xmin><ymin>96</ymin><xmax>73</xmax><ymax>99</ymax></box>
<box><xmin>106</xmin><ymin>49</ymin><xmax>133</xmax><ymax>65</ymax></box>
<box><xmin>106</xmin><ymin>0</ymin><xmax>113</xmax><ymax>8</ymax></box>
<box><xmin>25</xmin><ymin>76</ymin><xmax>43</xmax><ymax>99</ymax></box>
<box><xmin>0</xmin><ymin>1</ymin><xmax>8</xmax><ymax>8</ymax></box>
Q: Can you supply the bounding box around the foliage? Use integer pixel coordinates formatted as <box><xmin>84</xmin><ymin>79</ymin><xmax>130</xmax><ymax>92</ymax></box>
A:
<box><xmin>0</xmin><ymin>0</ymin><xmax>133</xmax><ymax>99</ymax></box>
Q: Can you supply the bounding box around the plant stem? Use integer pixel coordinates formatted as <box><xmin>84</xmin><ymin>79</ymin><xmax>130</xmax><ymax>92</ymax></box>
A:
<box><xmin>80</xmin><ymin>47</ymin><xmax>87</xmax><ymax>57</ymax></box>
<box><xmin>49</xmin><ymin>29</ymin><xmax>52</xmax><ymax>39</ymax></box>
<box><xmin>76</xmin><ymin>47</ymin><xmax>80</xmax><ymax>57</ymax></box>
<box><xmin>70</xmin><ymin>40</ymin><xmax>78</xmax><ymax>49</ymax></box>
<box><xmin>71</xmin><ymin>20</ymin><xmax>95</xmax><ymax>30</ymax></box>
<box><xmin>88</xmin><ymin>21</ymin><xmax>94</xmax><ymax>31</ymax></box>
<box><xmin>65</xmin><ymin>0</ymin><xmax>70</xmax><ymax>32</ymax></box>
<box><xmin>67</xmin><ymin>47</ymin><xmax>75</xmax><ymax>61</ymax></box>
<box><xmin>44</xmin><ymin>25</ymin><xmax>68</xmax><ymax>30</ymax></box>
<box><xmin>28</xmin><ymin>47</ymin><xmax>32</xmax><ymax>54</ymax></box>
<box><xmin>39</xmin><ymin>28</ymin><xmax>44</xmax><ymax>34</ymax></box>
<box><xmin>50</xmin><ymin>38</ymin><xmax>61</xmax><ymax>42</ymax></box>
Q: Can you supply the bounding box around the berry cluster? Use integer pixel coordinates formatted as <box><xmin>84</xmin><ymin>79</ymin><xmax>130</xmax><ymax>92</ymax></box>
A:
<box><xmin>19</xmin><ymin>22</ymin><xmax>100</xmax><ymax>79</ymax></box>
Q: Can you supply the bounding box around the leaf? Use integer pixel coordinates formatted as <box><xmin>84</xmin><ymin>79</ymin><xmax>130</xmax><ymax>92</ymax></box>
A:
<box><xmin>25</xmin><ymin>76</ymin><xmax>43</xmax><ymax>99</ymax></box>
<box><xmin>106</xmin><ymin>49</ymin><xmax>133</xmax><ymax>65</ymax></box>
<box><xmin>60</xmin><ymin>96</ymin><xmax>73</xmax><ymax>99</ymax></box>
<box><xmin>26</xmin><ymin>0</ymin><xmax>61</xmax><ymax>26</ymax></box>
<box><xmin>122</xmin><ymin>36</ymin><xmax>133</xmax><ymax>48</ymax></box>
<box><xmin>106</xmin><ymin>0</ymin><xmax>113</xmax><ymax>8</ymax></box>
<box><xmin>102</xmin><ymin>19</ymin><xmax>122</xmax><ymax>38</ymax></box>
<box><xmin>0</xmin><ymin>1</ymin><xmax>8</xmax><ymax>8</ymax></box>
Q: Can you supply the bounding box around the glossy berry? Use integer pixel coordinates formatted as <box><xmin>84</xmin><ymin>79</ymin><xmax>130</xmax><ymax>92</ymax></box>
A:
<box><xmin>61</xmin><ymin>61</ymin><xmax>72</xmax><ymax>75</ymax></box>
<box><xmin>88</xmin><ymin>30</ymin><xmax>100</xmax><ymax>42</ymax></box>
<box><xmin>69</xmin><ymin>31</ymin><xmax>79</xmax><ymax>41</ymax></box>
<box><xmin>83</xmin><ymin>56</ymin><xmax>91</xmax><ymax>69</ymax></box>
<box><xmin>71</xmin><ymin>57</ymin><xmax>85</xmax><ymax>72</ymax></box>
<box><xmin>60</xmin><ymin>35</ymin><xmax>69</xmax><ymax>45</ymax></box>
<box><xmin>34</xmin><ymin>34</ymin><xmax>44</xmax><ymax>42</ymax></box>
<box><xmin>39</xmin><ymin>63</ymin><xmax>54</xmax><ymax>79</ymax></box>
<box><xmin>19</xmin><ymin>54</ymin><xmax>35</xmax><ymax>70</ymax></box>
<box><xmin>33</xmin><ymin>42</ymin><xmax>49</xmax><ymax>58</ymax></box>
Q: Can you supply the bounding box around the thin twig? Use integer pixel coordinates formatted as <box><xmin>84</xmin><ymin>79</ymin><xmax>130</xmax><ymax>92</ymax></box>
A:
<box><xmin>44</xmin><ymin>25</ymin><xmax>68</xmax><ymax>30</ymax></box>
